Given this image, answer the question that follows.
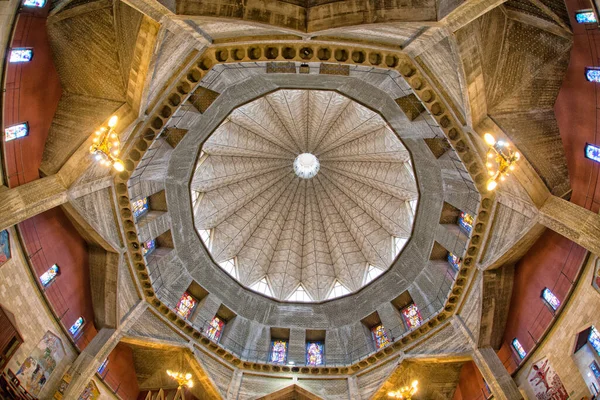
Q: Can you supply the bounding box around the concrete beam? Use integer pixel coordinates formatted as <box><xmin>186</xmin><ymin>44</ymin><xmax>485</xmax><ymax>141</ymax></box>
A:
<box><xmin>89</xmin><ymin>247</ymin><xmax>121</xmax><ymax>329</ymax></box>
<box><xmin>0</xmin><ymin>175</ymin><xmax>67</xmax><ymax>231</ymax></box>
<box><xmin>539</xmin><ymin>195</ymin><xmax>600</xmax><ymax>256</ymax></box>
<box><xmin>478</xmin><ymin>265</ymin><xmax>514</xmax><ymax>349</ymax></box>
<box><xmin>472</xmin><ymin>347</ymin><xmax>523</xmax><ymax>400</ymax></box>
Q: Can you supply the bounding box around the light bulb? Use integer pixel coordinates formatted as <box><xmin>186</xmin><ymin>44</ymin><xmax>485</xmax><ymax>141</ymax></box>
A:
<box><xmin>484</xmin><ymin>133</ymin><xmax>496</xmax><ymax>145</ymax></box>
<box><xmin>515</xmin><ymin>151</ymin><xmax>520</xmax><ymax>160</ymax></box>
<box><xmin>486</xmin><ymin>163</ymin><xmax>492</xmax><ymax>168</ymax></box>
<box><xmin>412</xmin><ymin>380</ymin><xmax>418</xmax><ymax>387</ymax></box>
<box><xmin>488</xmin><ymin>171</ymin><xmax>495</xmax><ymax>176</ymax></box>
<box><xmin>185</xmin><ymin>373</ymin><xmax>192</xmax><ymax>380</ymax></box>
<box><xmin>487</xmin><ymin>153</ymin><xmax>493</xmax><ymax>158</ymax></box>
<box><xmin>93</xmin><ymin>138</ymin><xmax>98</xmax><ymax>143</ymax></box>
<box><xmin>509</xmin><ymin>165</ymin><xmax>515</xmax><ymax>171</ymax></box>
<box><xmin>108</xmin><ymin>115</ymin><xmax>118</xmax><ymax>128</ymax></box>
<box><xmin>497</xmin><ymin>140</ymin><xmax>504</xmax><ymax>147</ymax></box>
<box><xmin>113</xmin><ymin>160</ymin><xmax>125</xmax><ymax>172</ymax></box>
<box><xmin>487</xmin><ymin>180</ymin><xmax>497</xmax><ymax>191</ymax></box>
<box><xmin>500</xmin><ymin>175</ymin><xmax>506</xmax><ymax>181</ymax></box>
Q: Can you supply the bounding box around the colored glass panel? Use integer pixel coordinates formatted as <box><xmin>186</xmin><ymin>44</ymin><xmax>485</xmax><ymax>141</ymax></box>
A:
<box><xmin>141</xmin><ymin>239</ymin><xmax>155</xmax><ymax>256</ymax></box>
<box><xmin>69</xmin><ymin>317</ymin><xmax>85</xmax><ymax>336</ymax></box>
<box><xmin>447</xmin><ymin>252</ymin><xmax>461</xmax><ymax>270</ymax></box>
<box><xmin>401</xmin><ymin>303</ymin><xmax>423</xmax><ymax>329</ymax></box>
<box><xmin>23</xmin><ymin>0</ymin><xmax>46</xmax><ymax>7</ymax></box>
<box><xmin>97</xmin><ymin>359</ymin><xmax>108</xmax><ymax>375</ymax></box>
<box><xmin>176</xmin><ymin>292</ymin><xmax>197</xmax><ymax>320</ymax></box>
<box><xmin>585</xmin><ymin>143</ymin><xmax>600</xmax><ymax>163</ymax></box>
<box><xmin>306</xmin><ymin>342</ymin><xmax>324</xmax><ymax>366</ymax></box>
<box><xmin>575</xmin><ymin>10</ymin><xmax>597</xmax><ymax>23</ymax></box>
<box><xmin>132</xmin><ymin>198</ymin><xmax>149</xmax><ymax>219</ymax></box>
<box><xmin>40</xmin><ymin>264</ymin><xmax>59</xmax><ymax>287</ymax></box>
<box><xmin>589</xmin><ymin>326</ymin><xmax>600</xmax><ymax>356</ymax></box>
<box><xmin>206</xmin><ymin>316</ymin><xmax>225</xmax><ymax>342</ymax></box>
<box><xmin>541</xmin><ymin>288</ymin><xmax>560</xmax><ymax>311</ymax></box>
<box><xmin>371</xmin><ymin>324</ymin><xmax>390</xmax><ymax>349</ymax></box>
<box><xmin>512</xmin><ymin>338</ymin><xmax>526</xmax><ymax>359</ymax></box>
<box><xmin>591</xmin><ymin>361</ymin><xmax>600</xmax><ymax>379</ymax></box>
<box><xmin>586</xmin><ymin>68</ymin><xmax>600</xmax><ymax>82</ymax></box>
<box><xmin>458</xmin><ymin>211</ymin><xmax>474</xmax><ymax>235</ymax></box>
<box><xmin>270</xmin><ymin>340</ymin><xmax>288</xmax><ymax>364</ymax></box>
<box><xmin>5</xmin><ymin>123</ymin><xmax>29</xmax><ymax>142</ymax></box>
<box><xmin>9</xmin><ymin>49</ymin><xmax>33</xmax><ymax>63</ymax></box>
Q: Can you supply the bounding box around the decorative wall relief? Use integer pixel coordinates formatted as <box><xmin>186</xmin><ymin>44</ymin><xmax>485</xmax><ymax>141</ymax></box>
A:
<box><xmin>592</xmin><ymin>257</ymin><xmax>600</xmax><ymax>294</ymax></box>
<box><xmin>16</xmin><ymin>331</ymin><xmax>65</xmax><ymax>396</ymax></box>
<box><xmin>78</xmin><ymin>380</ymin><xmax>100</xmax><ymax>400</ymax></box>
<box><xmin>527</xmin><ymin>356</ymin><xmax>568</xmax><ymax>400</ymax></box>
<box><xmin>0</xmin><ymin>229</ymin><xmax>11</xmax><ymax>266</ymax></box>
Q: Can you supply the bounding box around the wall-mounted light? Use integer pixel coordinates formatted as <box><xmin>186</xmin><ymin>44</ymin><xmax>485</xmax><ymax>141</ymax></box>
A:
<box><xmin>89</xmin><ymin>115</ymin><xmax>124</xmax><ymax>172</ymax></box>
<box><xmin>483</xmin><ymin>133</ymin><xmax>520</xmax><ymax>191</ymax></box>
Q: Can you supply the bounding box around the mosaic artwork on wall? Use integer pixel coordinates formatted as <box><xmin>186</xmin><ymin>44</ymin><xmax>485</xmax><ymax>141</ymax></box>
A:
<box><xmin>592</xmin><ymin>257</ymin><xmax>600</xmax><ymax>294</ymax></box>
<box><xmin>527</xmin><ymin>357</ymin><xmax>568</xmax><ymax>400</ymax></box>
<box><xmin>0</xmin><ymin>229</ymin><xmax>10</xmax><ymax>266</ymax></box>
<box><xmin>16</xmin><ymin>331</ymin><xmax>65</xmax><ymax>396</ymax></box>
<box><xmin>78</xmin><ymin>380</ymin><xmax>100</xmax><ymax>400</ymax></box>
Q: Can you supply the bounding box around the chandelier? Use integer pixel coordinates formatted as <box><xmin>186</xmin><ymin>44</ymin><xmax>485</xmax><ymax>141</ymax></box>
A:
<box><xmin>89</xmin><ymin>115</ymin><xmax>125</xmax><ymax>172</ymax></box>
<box><xmin>166</xmin><ymin>370</ymin><xmax>194</xmax><ymax>388</ymax></box>
<box><xmin>483</xmin><ymin>133</ymin><xmax>520</xmax><ymax>191</ymax></box>
<box><xmin>388</xmin><ymin>380</ymin><xmax>418</xmax><ymax>399</ymax></box>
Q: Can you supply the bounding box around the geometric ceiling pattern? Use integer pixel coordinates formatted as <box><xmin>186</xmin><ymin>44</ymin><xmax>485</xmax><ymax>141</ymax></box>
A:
<box><xmin>191</xmin><ymin>89</ymin><xmax>418</xmax><ymax>301</ymax></box>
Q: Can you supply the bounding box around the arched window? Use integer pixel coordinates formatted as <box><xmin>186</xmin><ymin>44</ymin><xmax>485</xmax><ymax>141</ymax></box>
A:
<box><xmin>40</xmin><ymin>264</ymin><xmax>59</xmax><ymax>287</ymax></box>
<box><xmin>306</xmin><ymin>342</ymin><xmax>324</xmax><ymax>366</ymax></box>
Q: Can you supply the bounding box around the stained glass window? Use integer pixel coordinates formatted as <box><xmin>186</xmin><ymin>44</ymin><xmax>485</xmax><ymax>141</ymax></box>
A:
<box><xmin>327</xmin><ymin>280</ymin><xmax>350</xmax><ymax>299</ymax></box>
<box><xmin>176</xmin><ymin>292</ymin><xmax>197</xmax><ymax>320</ymax></box>
<box><xmin>541</xmin><ymin>288</ymin><xmax>560</xmax><ymax>311</ymax></box>
<box><xmin>447</xmin><ymin>252</ymin><xmax>461</xmax><ymax>270</ymax></box>
<box><xmin>512</xmin><ymin>338</ymin><xmax>526</xmax><ymax>359</ymax></box>
<box><xmin>141</xmin><ymin>239</ymin><xmax>156</xmax><ymax>256</ymax></box>
<box><xmin>4</xmin><ymin>123</ymin><xmax>29</xmax><ymax>142</ymax></box>
<box><xmin>287</xmin><ymin>285</ymin><xmax>312</xmax><ymax>302</ymax></box>
<box><xmin>69</xmin><ymin>317</ymin><xmax>85</xmax><ymax>336</ymax></box>
<box><xmin>270</xmin><ymin>340</ymin><xmax>288</xmax><ymax>364</ymax></box>
<box><xmin>586</xmin><ymin>67</ymin><xmax>600</xmax><ymax>83</ymax></box>
<box><xmin>219</xmin><ymin>259</ymin><xmax>237</xmax><ymax>278</ymax></box>
<box><xmin>250</xmin><ymin>277</ymin><xmax>273</xmax><ymax>297</ymax></box>
<box><xmin>393</xmin><ymin>237</ymin><xmax>407</xmax><ymax>257</ymax></box>
<box><xmin>364</xmin><ymin>265</ymin><xmax>383</xmax><ymax>285</ymax></box>
<box><xmin>589</xmin><ymin>325</ymin><xmax>600</xmax><ymax>356</ymax></box>
<box><xmin>401</xmin><ymin>303</ymin><xmax>423</xmax><ymax>330</ymax></box>
<box><xmin>306</xmin><ymin>342</ymin><xmax>324</xmax><ymax>366</ymax></box>
<box><xmin>575</xmin><ymin>10</ymin><xmax>597</xmax><ymax>23</ymax></box>
<box><xmin>132</xmin><ymin>198</ymin><xmax>149</xmax><ymax>219</ymax></box>
<box><xmin>458</xmin><ymin>211</ymin><xmax>474</xmax><ymax>235</ymax></box>
<box><xmin>9</xmin><ymin>49</ymin><xmax>33</xmax><ymax>63</ymax></box>
<box><xmin>97</xmin><ymin>359</ymin><xmax>108</xmax><ymax>375</ymax></box>
<box><xmin>23</xmin><ymin>0</ymin><xmax>46</xmax><ymax>7</ymax></box>
<box><xmin>206</xmin><ymin>316</ymin><xmax>225</xmax><ymax>342</ymax></box>
<box><xmin>371</xmin><ymin>324</ymin><xmax>390</xmax><ymax>349</ymax></box>
<box><xmin>590</xmin><ymin>361</ymin><xmax>600</xmax><ymax>379</ymax></box>
<box><xmin>585</xmin><ymin>143</ymin><xmax>600</xmax><ymax>163</ymax></box>
<box><xmin>40</xmin><ymin>264</ymin><xmax>59</xmax><ymax>287</ymax></box>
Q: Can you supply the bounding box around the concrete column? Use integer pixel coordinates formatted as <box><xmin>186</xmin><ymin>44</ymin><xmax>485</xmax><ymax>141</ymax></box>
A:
<box><xmin>435</xmin><ymin>223</ymin><xmax>468</xmax><ymax>257</ymax></box>
<box><xmin>137</xmin><ymin>211</ymin><xmax>171</xmax><ymax>243</ymax></box>
<box><xmin>288</xmin><ymin>328</ymin><xmax>306</xmax><ymax>365</ymax></box>
<box><xmin>347</xmin><ymin>375</ymin><xmax>361</xmax><ymax>400</ymax></box>
<box><xmin>472</xmin><ymin>347</ymin><xmax>523</xmax><ymax>400</ymax></box>
<box><xmin>55</xmin><ymin>302</ymin><xmax>148</xmax><ymax>398</ymax></box>
<box><xmin>192</xmin><ymin>293</ymin><xmax>221</xmax><ymax>330</ymax></box>
<box><xmin>539</xmin><ymin>195</ymin><xmax>600</xmax><ymax>255</ymax></box>
<box><xmin>377</xmin><ymin>302</ymin><xmax>404</xmax><ymax>340</ymax></box>
<box><xmin>226</xmin><ymin>368</ymin><xmax>243</xmax><ymax>399</ymax></box>
<box><xmin>89</xmin><ymin>247</ymin><xmax>121</xmax><ymax>329</ymax></box>
<box><xmin>0</xmin><ymin>175</ymin><xmax>68</xmax><ymax>231</ymax></box>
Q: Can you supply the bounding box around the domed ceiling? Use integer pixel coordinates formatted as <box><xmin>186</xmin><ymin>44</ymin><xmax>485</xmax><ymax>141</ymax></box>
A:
<box><xmin>191</xmin><ymin>89</ymin><xmax>418</xmax><ymax>302</ymax></box>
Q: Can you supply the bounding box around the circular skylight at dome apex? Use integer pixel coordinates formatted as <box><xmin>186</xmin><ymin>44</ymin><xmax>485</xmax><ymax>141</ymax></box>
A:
<box><xmin>294</xmin><ymin>153</ymin><xmax>320</xmax><ymax>179</ymax></box>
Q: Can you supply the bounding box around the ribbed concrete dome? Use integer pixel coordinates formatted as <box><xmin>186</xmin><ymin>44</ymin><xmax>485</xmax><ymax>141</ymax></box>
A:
<box><xmin>191</xmin><ymin>89</ymin><xmax>418</xmax><ymax>301</ymax></box>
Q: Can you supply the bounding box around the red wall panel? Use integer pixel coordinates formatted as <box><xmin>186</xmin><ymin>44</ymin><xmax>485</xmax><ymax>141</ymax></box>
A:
<box><xmin>103</xmin><ymin>343</ymin><xmax>140</xmax><ymax>400</ymax></box>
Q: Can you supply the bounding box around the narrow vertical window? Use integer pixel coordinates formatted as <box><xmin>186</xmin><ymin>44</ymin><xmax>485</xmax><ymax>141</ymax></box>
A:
<box><xmin>141</xmin><ymin>239</ymin><xmax>156</xmax><ymax>256</ymax></box>
<box><xmin>69</xmin><ymin>317</ymin><xmax>85</xmax><ymax>336</ymax></box>
<box><xmin>175</xmin><ymin>292</ymin><xmax>197</xmax><ymax>320</ymax></box>
<box><xmin>40</xmin><ymin>264</ymin><xmax>60</xmax><ymax>287</ymax></box>
<box><xmin>371</xmin><ymin>324</ymin><xmax>390</xmax><ymax>349</ymax></box>
<box><xmin>270</xmin><ymin>340</ymin><xmax>288</xmax><ymax>364</ymax></box>
<box><xmin>97</xmin><ymin>359</ymin><xmax>109</xmax><ymax>375</ymax></box>
<box><xmin>206</xmin><ymin>316</ymin><xmax>225</xmax><ymax>342</ymax></box>
<box><xmin>458</xmin><ymin>211</ymin><xmax>474</xmax><ymax>235</ymax></box>
<box><xmin>541</xmin><ymin>288</ymin><xmax>560</xmax><ymax>311</ymax></box>
<box><xmin>585</xmin><ymin>143</ymin><xmax>600</xmax><ymax>163</ymax></box>
<box><xmin>132</xmin><ymin>198</ymin><xmax>149</xmax><ymax>219</ymax></box>
<box><xmin>4</xmin><ymin>123</ymin><xmax>29</xmax><ymax>142</ymax></box>
<box><xmin>512</xmin><ymin>338</ymin><xmax>526</xmax><ymax>359</ymax></box>
<box><xmin>447</xmin><ymin>252</ymin><xmax>461</xmax><ymax>270</ymax></box>
<box><xmin>9</xmin><ymin>49</ymin><xmax>33</xmax><ymax>63</ymax></box>
<box><xmin>401</xmin><ymin>303</ymin><xmax>423</xmax><ymax>330</ymax></box>
<box><xmin>23</xmin><ymin>0</ymin><xmax>46</xmax><ymax>7</ymax></box>
<box><xmin>575</xmin><ymin>10</ymin><xmax>597</xmax><ymax>23</ymax></box>
<box><xmin>306</xmin><ymin>342</ymin><xmax>324</xmax><ymax>366</ymax></box>
<box><xmin>586</xmin><ymin>67</ymin><xmax>600</xmax><ymax>82</ymax></box>
<box><xmin>589</xmin><ymin>326</ymin><xmax>600</xmax><ymax>355</ymax></box>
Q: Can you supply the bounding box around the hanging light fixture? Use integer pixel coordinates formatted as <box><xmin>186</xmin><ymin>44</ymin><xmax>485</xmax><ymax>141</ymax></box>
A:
<box><xmin>388</xmin><ymin>380</ymin><xmax>419</xmax><ymax>399</ymax></box>
<box><xmin>483</xmin><ymin>133</ymin><xmax>520</xmax><ymax>191</ymax></box>
<box><xmin>166</xmin><ymin>369</ymin><xmax>194</xmax><ymax>388</ymax></box>
<box><xmin>89</xmin><ymin>115</ymin><xmax>125</xmax><ymax>172</ymax></box>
